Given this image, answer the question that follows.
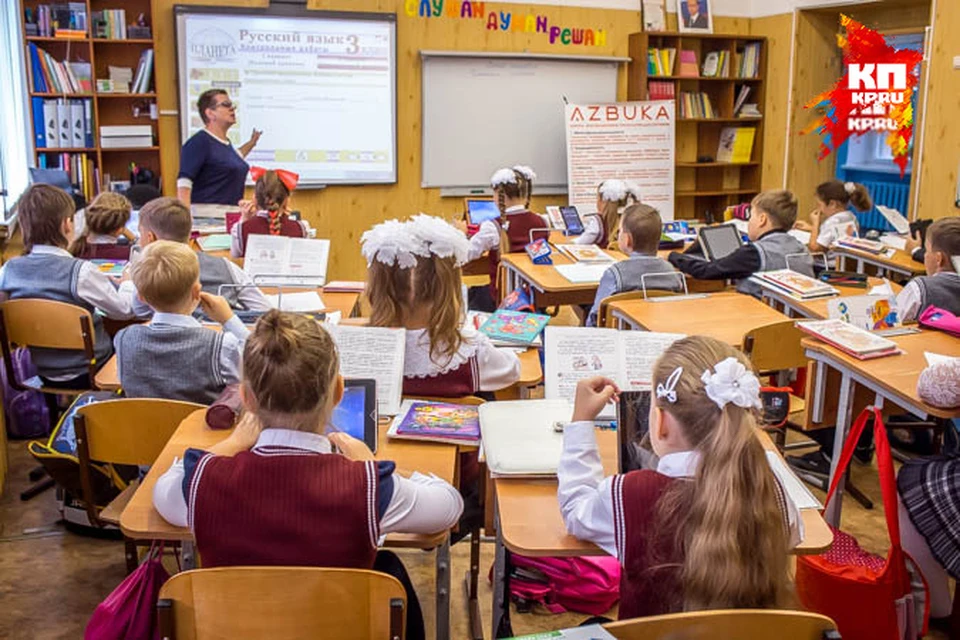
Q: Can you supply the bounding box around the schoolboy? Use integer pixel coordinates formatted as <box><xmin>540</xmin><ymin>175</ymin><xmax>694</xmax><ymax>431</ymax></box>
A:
<box><xmin>586</xmin><ymin>204</ymin><xmax>678</xmax><ymax>327</ymax></box>
<box><xmin>897</xmin><ymin>217</ymin><xmax>960</xmax><ymax>322</ymax></box>
<box><xmin>115</xmin><ymin>241</ymin><xmax>247</xmax><ymax>404</ymax></box>
<box><xmin>668</xmin><ymin>190</ymin><xmax>813</xmax><ymax>298</ymax></box>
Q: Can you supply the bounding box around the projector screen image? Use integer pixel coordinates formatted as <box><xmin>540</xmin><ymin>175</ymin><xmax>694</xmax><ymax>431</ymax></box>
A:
<box><xmin>175</xmin><ymin>8</ymin><xmax>397</xmax><ymax>186</ymax></box>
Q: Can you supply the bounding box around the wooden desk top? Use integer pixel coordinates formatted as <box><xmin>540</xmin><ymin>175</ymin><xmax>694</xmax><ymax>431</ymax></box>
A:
<box><xmin>120</xmin><ymin>411</ymin><xmax>457</xmax><ymax>544</ymax></box>
<box><xmin>495</xmin><ymin>429</ymin><xmax>832</xmax><ymax>557</ymax></box>
<box><xmin>500</xmin><ymin>247</ymin><xmax>628</xmax><ymax>294</ymax></box>
<box><xmin>608</xmin><ymin>292</ymin><xmax>788</xmax><ymax>346</ymax></box>
<box><xmin>834</xmin><ymin>245</ymin><xmax>925</xmax><ymax>276</ymax></box>
<box><xmin>802</xmin><ymin>330</ymin><xmax>960</xmax><ymax>420</ymax></box>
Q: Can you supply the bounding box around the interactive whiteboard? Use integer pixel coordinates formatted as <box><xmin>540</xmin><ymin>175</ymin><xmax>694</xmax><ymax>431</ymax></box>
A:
<box><xmin>175</xmin><ymin>7</ymin><xmax>397</xmax><ymax>186</ymax></box>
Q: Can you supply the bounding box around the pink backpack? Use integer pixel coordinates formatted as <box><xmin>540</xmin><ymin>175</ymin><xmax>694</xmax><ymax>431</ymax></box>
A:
<box><xmin>919</xmin><ymin>306</ymin><xmax>960</xmax><ymax>337</ymax></box>
<box><xmin>494</xmin><ymin>555</ymin><xmax>621</xmax><ymax>615</ymax></box>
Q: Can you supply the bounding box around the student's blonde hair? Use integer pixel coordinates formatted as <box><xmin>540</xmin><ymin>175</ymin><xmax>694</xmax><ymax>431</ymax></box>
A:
<box><xmin>69</xmin><ymin>192</ymin><xmax>131</xmax><ymax>257</ymax></box>
<box><xmin>130</xmin><ymin>240</ymin><xmax>199</xmax><ymax>311</ymax></box>
<box><xmin>367</xmin><ymin>255</ymin><xmax>464</xmax><ymax>366</ymax></box>
<box><xmin>597</xmin><ymin>182</ymin><xmax>639</xmax><ymax>249</ymax></box>
<box><xmin>620</xmin><ymin>203</ymin><xmax>662</xmax><ymax>255</ymax></box>
<box><xmin>139</xmin><ymin>197</ymin><xmax>192</xmax><ymax>243</ymax></box>
<box><xmin>751</xmin><ymin>190</ymin><xmax>798</xmax><ymax>230</ymax></box>
<box><xmin>243</xmin><ymin>310</ymin><xmax>341</xmax><ymax>431</ymax></box>
<box><xmin>652</xmin><ymin>336</ymin><xmax>793</xmax><ymax>611</ymax></box>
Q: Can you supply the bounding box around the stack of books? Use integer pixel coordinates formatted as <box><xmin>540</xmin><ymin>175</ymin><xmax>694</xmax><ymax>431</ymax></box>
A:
<box><xmin>37</xmin><ymin>152</ymin><xmax>98</xmax><ymax>202</ymax></box>
<box><xmin>27</xmin><ymin>44</ymin><xmax>92</xmax><ymax>94</ymax></box>
<box><xmin>679</xmin><ymin>92</ymin><xmax>716</xmax><ymax>119</ymax></box>
<box><xmin>555</xmin><ymin>244</ymin><xmax>616</xmax><ymax>263</ymax></box>
<box><xmin>93</xmin><ymin>9</ymin><xmax>127</xmax><ymax>39</ymax></box>
<box><xmin>738</xmin><ymin>42</ymin><xmax>762</xmax><ymax>78</ymax></box>
<box><xmin>750</xmin><ymin>269</ymin><xmax>839</xmax><ymax>301</ymax></box>
<box><xmin>797</xmin><ymin>319</ymin><xmax>900</xmax><ymax>360</ymax></box>
<box><xmin>646</xmin><ymin>48</ymin><xmax>676</xmax><ymax>76</ymax></box>
<box><xmin>26</xmin><ymin>4</ymin><xmax>88</xmax><ymax>38</ymax></box>
<box><xmin>835</xmin><ymin>236</ymin><xmax>886</xmax><ymax>255</ymax></box>
<box><xmin>647</xmin><ymin>80</ymin><xmax>675</xmax><ymax>101</ymax></box>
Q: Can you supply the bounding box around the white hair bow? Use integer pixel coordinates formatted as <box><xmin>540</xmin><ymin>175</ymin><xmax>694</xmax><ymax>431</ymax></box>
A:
<box><xmin>599</xmin><ymin>179</ymin><xmax>629</xmax><ymax>203</ymax></box>
<box><xmin>491</xmin><ymin>168</ymin><xmax>519</xmax><ymax>187</ymax></box>
<box><xmin>700</xmin><ymin>357</ymin><xmax>762</xmax><ymax>411</ymax></box>
<box><xmin>408</xmin><ymin>214</ymin><xmax>471</xmax><ymax>267</ymax></box>
<box><xmin>360</xmin><ymin>219</ymin><xmax>427</xmax><ymax>269</ymax></box>
<box><xmin>656</xmin><ymin>366</ymin><xmax>683</xmax><ymax>403</ymax></box>
<box><xmin>512</xmin><ymin>165</ymin><xmax>537</xmax><ymax>181</ymax></box>
<box><xmin>844</xmin><ymin>181</ymin><xmax>856</xmax><ymax>194</ymax></box>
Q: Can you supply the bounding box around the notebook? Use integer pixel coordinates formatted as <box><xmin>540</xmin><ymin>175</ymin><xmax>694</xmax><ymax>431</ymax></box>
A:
<box><xmin>479</xmin><ymin>399</ymin><xmax>573</xmax><ymax>477</ymax></box>
<box><xmin>749</xmin><ymin>269</ymin><xmax>838</xmax><ymax>301</ymax></box>
<box><xmin>244</xmin><ymin>235</ymin><xmax>330</xmax><ymax>287</ymax></box>
<box><xmin>544</xmin><ymin>327</ymin><xmax>686</xmax><ymax>419</ymax></box>
<box><xmin>387</xmin><ymin>399</ymin><xmax>480</xmax><ymax>445</ymax></box>
<box><xmin>554</xmin><ymin>263</ymin><xmax>611</xmax><ymax>284</ymax></box>
<box><xmin>197</xmin><ymin>233</ymin><xmax>232</xmax><ymax>251</ymax></box>
<box><xmin>265</xmin><ymin>291</ymin><xmax>325</xmax><ymax>312</ymax></box>
<box><xmin>324</xmin><ymin>280</ymin><xmax>366</xmax><ymax>292</ymax></box>
<box><xmin>325</xmin><ymin>325</ymin><xmax>405</xmax><ymax>416</ymax></box>
<box><xmin>478</xmin><ymin>309</ymin><xmax>551</xmax><ymax>346</ymax></box>
<box><xmin>554</xmin><ymin>245</ymin><xmax>616</xmax><ymax>263</ymax></box>
<box><xmin>797</xmin><ymin>319</ymin><xmax>900</xmax><ymax>360</ymax></box>
<box><xmin>827</xmin><ymin>294</ymin><xmax>899</xmax><ymax>331</ymax></box>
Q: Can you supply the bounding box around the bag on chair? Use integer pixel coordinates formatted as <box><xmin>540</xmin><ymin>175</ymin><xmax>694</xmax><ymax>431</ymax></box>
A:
<box><xmin>0</xmin><ymin>347</ymin><xmax>50</xmax><ymax>439</ymax></box>
<box><xmin>495</xmin><ymin>555</ymin><xmax>620</xmax><ymax>615</ymax></box>
<box><xmin>918</xmin><ymin>306</ymin><xmax>960</xmax><ymax>338</ymax></box>
<box><xmin>85</xmin><ymin>543</ymin><xmax>170</xmax><ymax>640</ymax></box>
<box><xmin>795</xmin><ymin>407</ymin><xmax>929</xmax><ymax>639</ymax></box>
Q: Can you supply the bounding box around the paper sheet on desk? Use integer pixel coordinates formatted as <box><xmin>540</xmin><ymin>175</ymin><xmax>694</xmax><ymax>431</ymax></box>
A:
<box><xmin>868</xmin><ymin>280</ymin><xmax>895</xmax><ymax>296</ymax></box>
<box><xmin>266</xmin><ymin>291</ymin><xmax>325</xmax><ymax>312</ymax></box>
<box><xmin>925</xmin><ymin>352</ymin><xmax>960</xmax><ymax>367</ymax></box>
<box><xmin>555</xmin><ymin>263</ymin><xmax>610</xmax><ymax>283</ymax></box>
<box><xmin>765</xmin><ymin>451</ymin><xmax>823</xmax><ymax>510</ymax></box>
<box><xmin>880</xmin><ymin>234</ymin><xmax>908</xmax><ymax>251</ymax></box>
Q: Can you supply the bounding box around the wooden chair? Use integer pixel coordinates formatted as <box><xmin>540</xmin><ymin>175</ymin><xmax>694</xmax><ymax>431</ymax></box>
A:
<box><xmin>157</xmin><ymin>567</ymin><xmax>407</xmax><ymax>640</ymax></box>
<box><xmin>0</xmin><ymin>299</ymin><xmax>104</xmax><ymax>500</ymax></box>
<box><xmin>604</xmin><ymin>609</ymin><xmax>838</xmax><ymax>639</ymax></box>
<box><xmin>598</xmin><ymin>289</ymin><xmax>678</xmax><ymax>328</ymax></box>
<box><xmin>75</xmin><ymin>398</ymin><xmax>205</xmax><ymax>571</ymax></box>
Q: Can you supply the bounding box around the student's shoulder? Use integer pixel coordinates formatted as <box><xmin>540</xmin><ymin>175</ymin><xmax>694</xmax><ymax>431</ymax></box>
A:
<box><xmin>618</xmin><ymin>469</ymin><xmax>676</xmax><ymax>500</ymax></box>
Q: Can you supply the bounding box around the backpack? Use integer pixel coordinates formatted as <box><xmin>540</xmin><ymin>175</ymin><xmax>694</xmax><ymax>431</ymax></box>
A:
<box><xmin>918</xmin><ymin>305</ymin><xmax>960</xmax><ymax>338</ymax></box>
<box><xmin>1</xmin><ymin>347</ymin><xmax>51</xmax><ymax>439</ymax></box>
<box><xmin>493</xmin><ymin>555</ymin><xmax>621</xmax><ymax>615</ymax></box>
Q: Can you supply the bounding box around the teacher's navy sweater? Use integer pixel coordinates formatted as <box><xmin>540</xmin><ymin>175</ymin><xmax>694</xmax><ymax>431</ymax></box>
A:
<box><xmin>178</xmin><ymin>129</ymin><xmax>249</xmax><ymax>205</ymax></box>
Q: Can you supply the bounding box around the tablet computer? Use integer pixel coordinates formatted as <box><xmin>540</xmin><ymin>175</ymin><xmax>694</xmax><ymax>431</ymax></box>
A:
<box><xmin>617</xmin><ymin>390</ymin><xmax>654</xmax><ymax>474</ymax></box>
<box><xmin>464</xmin><ymin>198</ymin><xmax>501</xmax><ymax>225</ymax></box>
<box><xmin>330</xmin><ymin>378</ymin><xmax>379</xmax><ymax>453</ymax></box>
<box><xmin>560</xmin><ymin>206</ymin><xmax>584</xmax><ymax>235</ymax></box>
<box><xmin>698</xmin><ymin>223</ymin><xmax>743</xmax><ymax>261</ymax></box>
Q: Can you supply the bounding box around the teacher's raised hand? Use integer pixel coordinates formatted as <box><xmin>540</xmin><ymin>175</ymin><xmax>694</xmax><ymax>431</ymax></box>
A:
<box><xmin>239</xmin><ymin>128</ymin><xmax>263</xmax><ymax>159</ymax></box>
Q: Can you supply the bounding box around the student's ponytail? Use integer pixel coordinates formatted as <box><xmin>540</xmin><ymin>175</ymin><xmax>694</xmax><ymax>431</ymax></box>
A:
<box><xmin>254</xmin><ymin>170</ymin><xmax>291</xmax><ymax>235</ymax></box>
<box><xmin>651</xmin><ymin>336</ymin><xmax>793</xmax><ymax>612</ymax></box>
<box><xmin>367</xmin><ymin>260</ymin><xmax>413</xmax><ymax>330</ymax></box>
<box><xmin>816</xmin><ymin>180</ymin><xmax>872</xmax><ymax>212</ymax></box>
<box><xmin>68</xmin><ymin>192</ymin><xmax>132</xmax><ymax>257</ymax></box>
<box><xmin>847</xmin><ymin>182</ymin><xmax>872</xmax><ymax>212</ymax></box>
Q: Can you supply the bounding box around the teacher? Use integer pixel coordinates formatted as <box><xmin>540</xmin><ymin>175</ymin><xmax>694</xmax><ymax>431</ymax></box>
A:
<box><xmin>176</xmin><ymin>88</ymin><xmax>262</xmax><ymax>206</ymax></box>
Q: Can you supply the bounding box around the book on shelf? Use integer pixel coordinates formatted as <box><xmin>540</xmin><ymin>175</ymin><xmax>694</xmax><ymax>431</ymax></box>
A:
<box><xmin>130</xmin><ymin>49</ymin><xmax>154</xmax><ymax>93</ymax></box>
<box><xmin>797</xmin><ymin>319</ymin><xmax>900</xmax><ymax>360</ymax></box>
<box><xmin>679</xmin><ymin>92</ymin><xmax>716</xmax><ymax>119</ymax></box>
<box><xmin>646</xmin><ymin>47</ymin><xmax>676</xmax><ymax>76</ymax></box>
<box><xmin>647</xmin><ymin>80</ymin><xmax>675</xmax><ymax>101</ymax></box>
<box><xmin>716</xmin><ymin>127</ymin><xmax>756</xmax><ymax>163</ymax></box>
<box><xmin>739</xmin><ymin>103</ymin><xmax>762</xmax><ymax>117</ymax></box>
<box><xmin>738</xmin><ymin>42</ymin><xmax>761</xmax><ymax>78</ymax></box>
<box><xmin>835</xmin><ymin>236</ymin><xmax>887</xmax><ymax>255</ymax></box>
<box><xmin>701</xmin><ymin>50</ymin><xmax>729</xmax><ymax>77</ymax></box>
<box><xmin>733</xmin><ymin>85</ymin><xmax>752</xmax><ymax>116</ymax></box>
<box><xmin>749</xmin><ymin>269</ymin><xmax>839</xmax><ymax>301</ymax></box>
<box><xmin>677</xmin><ymin>50</ymin><xmax>698</xmax><ymax>77</ymax></box>
<box><xmin>387</xmin><ymin>400</ymin><xmax>481</xmax><ymax>445</ymax></box>
<box><xmin>478</xmin><ymin>309</ymin><xmax>551</xmax><ymax>346</ymax></box>
<box><xmin>27</xmin><ymin>44</ymin><xmax>91</xmax><ymax>94</ymax></box>
<box><xmin>26</xmin><ymin>3</ymin><xmax>88</xmax><ymax>38</ymax></box>
<box><xmin>93</xmin><ymin>9</ymin><xmax>127</xmax><ymax>40</ymax></box>
<box><xmin>555</xmin><ymin>244</ymin><xmax>616</xmax><ymax>263</ymax></box>
<box><xmin>37</xmin><ymin>152</ymin><xmax>97</xmax><ymax>202</ymax></box>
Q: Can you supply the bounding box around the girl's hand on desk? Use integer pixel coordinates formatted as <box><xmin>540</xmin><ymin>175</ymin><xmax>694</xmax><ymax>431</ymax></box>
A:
<box><xmin>572</xmin><ymin>376</ymin><xmax>620</xmax><ymax>422</ymax></box>
<box><xmin>329</xmin><ymin>432</ymin><xmax>375</xmax><ymax>461</ymax></box>
<box><xmin>210</xmin><ymin>412</ymin><xmax>262</xmax><ymax>456</ymax></box>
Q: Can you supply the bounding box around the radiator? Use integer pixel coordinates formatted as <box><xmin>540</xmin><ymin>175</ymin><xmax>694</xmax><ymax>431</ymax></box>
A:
<box><xmin>856</xmin><ymin>180</ymin><xmax>911</xmax><ymax>231</ymax></box>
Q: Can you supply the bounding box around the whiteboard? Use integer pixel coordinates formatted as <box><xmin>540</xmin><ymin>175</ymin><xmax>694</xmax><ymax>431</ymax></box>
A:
<box><xmin>421</xmin><ymin>54</ymin><xmax>619</xmax><ymax>190</ymax></box>
<box><xmin>174</xmin><ymin>7</ymin><xmax>397</xmax><ymax>186</ymax></box>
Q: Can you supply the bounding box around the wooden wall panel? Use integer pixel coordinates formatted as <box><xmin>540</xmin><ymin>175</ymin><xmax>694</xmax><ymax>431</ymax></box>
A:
<box><xmin>751</xmin><ymin>13</ymin><xmax>793</xmax><ymax>191</ymax></box>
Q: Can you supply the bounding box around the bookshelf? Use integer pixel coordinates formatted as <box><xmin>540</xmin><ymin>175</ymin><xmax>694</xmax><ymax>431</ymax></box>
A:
<box><xmin>628</xmin><ymin>32</ymin><xmax>767</xmax><ymax>221</ymax></box>
<box><xmin>20</xmin><ymin>0</ymin><xmax>159</xmax><ymax>202</ymax></box>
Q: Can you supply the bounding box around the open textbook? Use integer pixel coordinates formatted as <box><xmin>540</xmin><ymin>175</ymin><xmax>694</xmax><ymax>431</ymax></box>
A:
<box><xmin>244</xmin><ymin>235</ymin><xmax>330</xmax><ymax>287</ymax></box>
<box><xmin>325</xmin><ymin>325</ymin><xmax>404</xmax><ymax>416</ymax></box>
<box><xmin>544</xmin><ymin>327</ymin><xmax>685</xmax><ymax>418</ymax></box>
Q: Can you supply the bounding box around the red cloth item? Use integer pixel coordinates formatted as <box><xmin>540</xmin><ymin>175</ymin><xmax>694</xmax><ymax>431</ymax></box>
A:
<box><xmin>795</xmin><ymin>407</ymin><xmax>929</xmax><ymax>639</ymax></box>
<box><xmin>78</xmin><ymin>242</ymin><xmax>131</xmax><ymax>261</ymax></box>
<box><xmin>188</xmin><ymin>449</ymin><xmax>379</xmax><ymax>569</ymax></box>
<box><xmin>248</xmin><ymin>166</ymin><xmax>299</xmax><ymax>191</ymax></box>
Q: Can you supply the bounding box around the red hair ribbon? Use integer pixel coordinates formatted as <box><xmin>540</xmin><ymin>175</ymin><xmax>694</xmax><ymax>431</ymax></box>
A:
<box><xmin>249</xmin><ymin>166</ymin><xmax>299</xmax><ymax>191</ymax></box>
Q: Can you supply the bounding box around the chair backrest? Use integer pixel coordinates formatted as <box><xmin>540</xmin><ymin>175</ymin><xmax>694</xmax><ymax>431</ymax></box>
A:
<box><xmin>742</xmin><ymin>319</ymin><xmax>807</xmax><ymax>373</ymax></box>
<box><xmin>604</xmin><ymin>609</ymin><xmax>838</xmax><ymax>640</ymax></box>
<box><xmin>598</xmin><ymin>291</ymin><xmax>644</xmax><ymax>328</ymax></box>
<box><xmin>74</xmin><ymin>399</ymin><xmax>204</xmax><ymax>526</ymax></box>
<box><xmin>158</xmin><ymin>567</ymin><xmax>407</xmax><ymax>640</ymax></box>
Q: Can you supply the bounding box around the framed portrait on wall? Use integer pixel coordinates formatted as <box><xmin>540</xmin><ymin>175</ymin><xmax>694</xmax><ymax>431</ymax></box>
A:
<box><xmin>678</xmin><ymin>0</ymin><xmax>713</xmax><ymax>33</ymax></box>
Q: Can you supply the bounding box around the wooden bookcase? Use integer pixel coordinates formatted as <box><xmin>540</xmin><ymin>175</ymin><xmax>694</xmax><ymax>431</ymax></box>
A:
<box><xmin>628</xmin><ymin>31</ymin><xmax>767</xmax><ymax>221</ymax></box>
<box><xmin>20</xmin><ymin>0</ymin><xmax>159</xmax><ymax>200</ymax></box>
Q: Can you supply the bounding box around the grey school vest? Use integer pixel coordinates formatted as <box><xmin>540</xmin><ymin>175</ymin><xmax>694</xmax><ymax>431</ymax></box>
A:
<box><xmin>609</xmin><ymin>255</ymin><xmax>682</xmax><ymax>293</ymax></box>
<box><xmin>196</xmin><ymin>252</ymin><xmax>242</xmax><ymax>309</ymax></box>
<box><xmin>915</xmin><ymin>273</ymin><xmax>960</xmax><ymax>316</ymax></box>
<box><xmin>115</xmin><ymin>323</ymin><xmax>226</xmax><ymax>404</ymax></box>
<box><xmin>736</xmin><ymin>232</ymin><xmax>814</xmax><ymax>298</ymax></box>
<box><xmin>0</xmin><ymin>252</ymin><xmax>112</xmax><ymax>380</ymax></box>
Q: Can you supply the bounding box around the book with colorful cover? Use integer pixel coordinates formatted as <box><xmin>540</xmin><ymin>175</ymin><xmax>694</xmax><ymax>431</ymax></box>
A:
<box><xmin>466</xmin><ymin>311</ymin><xmax>542</xmax><ymax>347</ymax></box>
<box><xmin>555</xmin><ymin>244</ymin><xmax>616</xmax><ymax>263</ymax></box>
<box><xmin>388</xmin><ymin>400</ymin><xmax>480</xmax><ymax>444</ymax></box>
<box><xmin>90</xmin><ymin>259</ymin><xmax>126</xmax><ymax>276</ymax></box>
<box><xmin>479</xmin><ymin>309</ymin><xmax>551</xmax><ymax>345</ymax></box>
<box><xmin>750</xmin><ymin>269</ymin><xmax>838</xmax><ymax>300</ymax></box>
<box><xmin>797</xmin><ymin>318</ymin><xmax>900</xmax><ymax>360</ymax></box>
<box><xmin>836</xmin><ymin>236</ymin><xmax>886</xmax><ymax>255</ymax></box>
<box><xmin>678</xmin><ymin>50</ymin><xmax>698</xmax><ymax>77</ymax></box>
<box><xmin>545</xmin><ymin>206</ymin><xmax>565</xmax><ymax>230</ymax></box>
<box><xmin>827</xmin><ymin>295</ymin><xmax>900</xmax><ymax>331</ymax></box>
<box><xmin>525</xmin><ymin>237</ymin><xmax>552</xmax><ymax>264</ymax></box>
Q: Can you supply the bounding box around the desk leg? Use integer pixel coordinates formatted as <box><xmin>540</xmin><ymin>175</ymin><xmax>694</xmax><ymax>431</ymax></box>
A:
<box><xmin>464</xmin><ymin>529</ymin><xmax>484</xmax><ymax>640</ymax></box>
<box><xmin>491</xmin><ymin>510</ymin><xmax>513</xmax><ymax>639</ymax></box>
<box><xmin>182</xmin><ymin>541</ymin><xmax>196</xmax><ymax>570</ymax></box>
<box><xmin>436</xmin><ymin>537</ymin><xmax>450</xmax><ymax>640</ymax></box>
<box><xmin>855</xmin><ymin>259</ymin><xmax>865</xmax><ymax>275</ymax></box>
<box><xmin>824</xmin><ymin>372</ymin><xmax>855</xmax><ymax>527</ymax></box>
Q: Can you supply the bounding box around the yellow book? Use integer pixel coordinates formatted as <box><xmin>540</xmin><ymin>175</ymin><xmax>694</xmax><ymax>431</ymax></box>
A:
<box><xmin>731</xmin><ymin>128</ymin><xmax>756</xmax><ymax>163</ymax></box>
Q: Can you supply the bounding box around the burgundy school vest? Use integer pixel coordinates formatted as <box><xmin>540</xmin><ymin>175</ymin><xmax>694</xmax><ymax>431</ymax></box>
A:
<box><xmin>236</xmin><ymin>214</ymin><xmax>306</xmax><ymax>257</ymax></box>
<box><xmin>505</xmin><ymin>211</ymin><xmax>549</xmax><ymax>253</ymax></box>
<box><xmin>585</xmin><ymin>213</ymin><xmax>609</xmax><ymax>249</ymax></box>
<box><xmin>613</xmin><ymin>471</ymin><xmax>685</xmax><ymax>619</ymax></box>
<box><xmin>188</xmin><ymin>446</ymin><xmax>379</xmax><ymax>569</ymax></box>
<box><xmin>79</xmin><ymin>242</ymin><xmax>131</xmax><ymax>261</ymax></box>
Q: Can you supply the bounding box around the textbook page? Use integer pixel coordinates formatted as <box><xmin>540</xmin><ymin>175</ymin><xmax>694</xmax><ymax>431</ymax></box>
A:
<box><xmin>244</xmin><ymin>236</ymin><xmax>330</xmax><ymax>286</ymax></box>
<box><xmin>620</xmin><ymin>332</ymin><xmax>686</xmax><ymax>389</ymax></box>
<box><xmin>544</xmin><ymin>326</ymin><xmax>623</xmax><ymax>419</ymax></box>
<box><xmin>327</xmin><ymin>325</ymin><xmax>405</xmax><ymax>416</ymax></box>
<box><xmin>265</xmin><ymin>291</ymin><xmax>325</xmax><ymax>312</ymax></box>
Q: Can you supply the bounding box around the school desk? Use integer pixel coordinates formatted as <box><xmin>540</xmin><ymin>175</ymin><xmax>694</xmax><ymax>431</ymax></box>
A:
<box><xmin>119</xmin><ymin>409</ymin><xmax>460</xmax><ymax>639</ymax></box>
<box><xmin>760</xmin><ymin>277</ymin><xmax>903</xmax><ymax>319</ymax></box>
<box><xmin>833</xmin><ymin>245</ymin><xmax>925</xmax><ymax>280</ymax></box>
<box><xmin>803</xmin><ymin>331</ymin><xmax>960</xmax><ymax>526</ymax></box>
<box><xmin>489</xmin><ymin>429</ymin><xmax>834</xmax><ymax>638</ymax></box>
<box><xmin>606</xmin><ymin>291</ymin><xmax>788</xmax><ymax>346</ymax></box>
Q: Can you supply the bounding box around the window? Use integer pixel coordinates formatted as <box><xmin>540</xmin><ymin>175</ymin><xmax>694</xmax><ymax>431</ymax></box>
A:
<box><xmin>0</xmin><ymin>1</ymin><xmax>32</xmax><ymax>217</ymax></box>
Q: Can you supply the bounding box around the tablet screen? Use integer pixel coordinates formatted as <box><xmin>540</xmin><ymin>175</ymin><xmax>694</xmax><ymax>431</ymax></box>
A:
<box><xmin>560</xmin><ymin>206</ymin><xmax>584</xmax><ymax>235</ymax></box>
<box><xmin>330</xmin><ymin>380</ymin><xmax>378</xmax><ymax>452</ymax></box>
<box><xmin>699</xmin><ymin>224</ymin><xmax>743</xmax><ymax>261</ymax></box>
<box><xmin>466</xmin><ymin>199</ymin><xmax>501</xmax><ymax>225</ymax></box>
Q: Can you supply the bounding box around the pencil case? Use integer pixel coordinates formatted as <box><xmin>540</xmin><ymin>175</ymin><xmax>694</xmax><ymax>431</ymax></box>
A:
<box><xmin>206</xmin><ymin>384</ymin><xmax>242</xmax><ymax>430</ymax></box>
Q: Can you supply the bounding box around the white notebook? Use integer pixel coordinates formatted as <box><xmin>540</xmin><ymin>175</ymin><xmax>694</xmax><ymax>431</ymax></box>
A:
<box><xmin>265</xmin><ymin>291</ymin><xmax>325</xmax><ymax>312</ymax></box>
<box><xmin>326</xmin><ymin>325</ymin><xmax>405</xmax><ymax>416</ymax></box>
<box><xmin>479</xmin><ymin>399</ymin><xmax>573</xmax><ymax>477</ymax></box>
<box><xmin>244</xmin><ymin>235</ymin><xmax>330</xmax><ymax>287</ymax></box>
<box><xmin>554</xmin><ymin>263</ymin><xmax>611</xmax><ymax>284</ymax></box>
